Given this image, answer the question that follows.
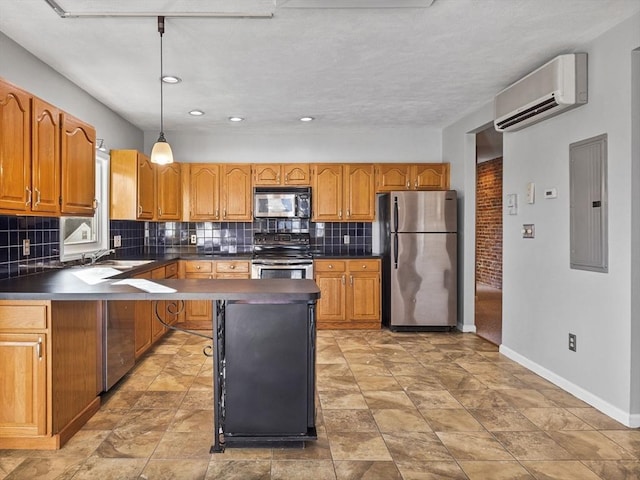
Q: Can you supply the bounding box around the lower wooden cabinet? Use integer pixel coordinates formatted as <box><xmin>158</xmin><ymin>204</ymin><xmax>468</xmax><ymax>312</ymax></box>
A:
<box><xmin>178</xmin><ymin>260</ymin><xmax>250</xmax><ymax>329</ymax></box>
<box><xmin>0</xmin><ymin>300</ymin><xmax>100</xmax><ymax>450</ymax></box>
<box><xmin>314</xmin><ymin>259</ymin><xmax>381</xmax><ymax>329</ymax></box>
<box><xmin>134</xmin><ymin>262</ymin><xmax>179</xmax><ymax>359</ymax></box>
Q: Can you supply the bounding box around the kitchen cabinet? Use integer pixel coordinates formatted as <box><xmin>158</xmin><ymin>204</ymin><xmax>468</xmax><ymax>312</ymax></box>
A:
<box><xmin>0</xmin><ymin>300</ymin><xmax>100</xmax><ymax>450</ymax></box>
<box><xmin>134</xmin><ymin>263</ymin><xmax>178</xmax><ymax>359</ymax></box>
<box><xmin>314</xmin><ymin>259</ymin><xmax>380</xmax><ymax>329</ymax></box>
<box><xmin>0</xmin><ymin>81</ymin><xmax>60</xmax><ymax>215</ymax></box>
<box><xmin>189</xmin><ymin>164</ymin><xmax>220</xmax><ymax>220</ymax></box>
<box><xmin>110</xmin><ymin>150</ymin><xmax>155</xmax><ymax>220</ymax></box>
<box><xmin>221</xmin><ymin>164</ymin><xmax>252</xmax><ymax>221</ymax></box>
<box><xmin>60</xmin><ymin>113</ymin><xmax>96</xmax><ymax>216</ymax></box>
<box><xmin>253</xmin><ymin>163</ymin><xmax>311</xmax><ymax>186</ymax></box>
<box><xmin>312</xmin><ymin>164</ymin><xmax>375</xmax><ymax>222</ymax></box>
<box><xmin>178</xmin><ymin>260</ymin><xmax>250</xmax><ymax>329</ymax></box>
<box><xmin>156</xmin><ymin>163</ymin><xmax>182</xmax><ymax>220</ymax></box>
<box><xmin>375</xmin><ymin>163</ymin><xmax>450</xmax><ymax>191</ymax></box>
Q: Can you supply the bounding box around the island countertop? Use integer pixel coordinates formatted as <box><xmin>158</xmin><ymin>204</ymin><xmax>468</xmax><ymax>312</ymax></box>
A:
<box><xmin>0</xmin><ymin>267</ymin><xmax>320</xmax><ymax>302</ymax></box>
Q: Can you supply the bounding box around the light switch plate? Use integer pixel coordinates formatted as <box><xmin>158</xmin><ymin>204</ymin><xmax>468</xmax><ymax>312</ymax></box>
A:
<box><xmin>527</xmin><ymin>182</ymin><xmax>535</xmax><ymax>204</ymax></box>
<box><xmin>113</xmin><ymin>235</ymin><xmax>122</xmax><ymax>248</ymax></box>
<box><xmin>506</xmin><ymin>193</ymin><xmax>518</xmax><ymax>215</ymax></box>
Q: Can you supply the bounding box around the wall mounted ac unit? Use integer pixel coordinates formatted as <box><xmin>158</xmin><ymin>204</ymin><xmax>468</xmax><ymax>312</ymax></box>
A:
<box><xmin>494</xmin><ymin>53</ymin><xmax>587</xmax><ymax>132</ymax></box>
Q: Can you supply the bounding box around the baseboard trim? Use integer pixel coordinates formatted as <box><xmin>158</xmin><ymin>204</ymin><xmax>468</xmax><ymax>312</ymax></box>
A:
<box><xmin>459</xmin><ymin>323</ymin><xmax>476</xmax><ymax>333</ymax></box>
<box><xmin>499</xmin><ymin>345</ymin><xmax>638</xmax><ymax>428</ymax></box>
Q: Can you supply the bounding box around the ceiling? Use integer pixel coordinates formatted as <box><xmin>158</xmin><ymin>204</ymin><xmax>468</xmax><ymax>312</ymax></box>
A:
<box><xmin>1</xmin><ymin>0</ymin><xmax>639</xmax><ymax>136</ymax></box>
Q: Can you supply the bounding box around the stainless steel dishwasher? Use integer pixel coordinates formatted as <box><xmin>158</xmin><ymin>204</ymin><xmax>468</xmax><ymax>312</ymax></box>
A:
<box><xmin>103</xmin><ymin>300</ymin><xmax>136</xmax><ymax>391</ymax></box>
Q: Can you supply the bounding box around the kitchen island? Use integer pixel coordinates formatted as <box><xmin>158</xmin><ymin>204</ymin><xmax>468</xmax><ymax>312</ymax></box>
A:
<box><xmin>0</xmin><ymin>270</ymin><xmax>320</xmax><ymax>451</ymax></box>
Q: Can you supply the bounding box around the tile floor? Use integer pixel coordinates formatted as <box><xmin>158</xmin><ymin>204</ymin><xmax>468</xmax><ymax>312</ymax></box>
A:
<box><xmin>2</xmin><ymin>328</ymin><xmax>640</xmax><ymax>479</ymax></box>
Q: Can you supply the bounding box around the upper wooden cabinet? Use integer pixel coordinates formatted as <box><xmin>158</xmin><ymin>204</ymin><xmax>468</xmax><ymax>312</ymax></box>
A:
<box><xmin>253</xmin><ymin>163</ymin><xmax>310</xmax><ymax>186</ymax></box>
<box><xmin>110</xmin><ymin>150</ymin><xmax>156</xmax><ymax>220</ymax></box>
<box><xmin>312</xmin><ymin>164</ymin><xmax>375</xmax><ymax>222</ymax></box>
<box><xmin>189</xmin><ymin>164</ymin><xmax>220</xmax><ymax>221</ymax></box>
<box><xmin>376</xmin><ymin>163</ymin><xmax>449</xmax><ymax>191</ymax></box>
<box><xmin>156</xmin><ymin>163</ymin><xmax>181</xmax><ymax>220</ymax></box>
<box><xmin>0</xmin><ymin>81</ymin><xmax>61</xmax><ymax>216</ymax></box>
<box><xmin>221</xmin><ymin>164</ymin><xmax>252</xmax><ymax>221</ymax></box>
<box><xmin>60</xmin><ymin>113</ymin><xmax>96</xmax><ymax>216</ymax></box>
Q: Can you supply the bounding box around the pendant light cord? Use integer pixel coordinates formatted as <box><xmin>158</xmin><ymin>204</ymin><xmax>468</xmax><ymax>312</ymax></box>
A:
<box><xmin>158</xmin><ymin>16</ymin><xmax>165</xmax><ymax>136</ymax></box>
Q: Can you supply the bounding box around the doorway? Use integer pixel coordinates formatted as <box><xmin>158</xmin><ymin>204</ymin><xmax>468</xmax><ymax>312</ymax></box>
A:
<box><xmin>475</xmin><ymin>127</ymin><xmax>503</xmax><ymax>345</ymax></box>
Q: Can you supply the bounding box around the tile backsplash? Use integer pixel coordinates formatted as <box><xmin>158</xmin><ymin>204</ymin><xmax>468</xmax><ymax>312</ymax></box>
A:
<box><xmin>0</xmin><ymin>215</ymin><xmax>372</xmax><ymax>280</ymax></box>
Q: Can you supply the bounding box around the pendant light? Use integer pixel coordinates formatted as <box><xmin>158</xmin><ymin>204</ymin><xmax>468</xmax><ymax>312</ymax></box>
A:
<box><xmin>150</xmin><ymin>16</ymin><xmax>174</xmax><ymax>165</ymax></box>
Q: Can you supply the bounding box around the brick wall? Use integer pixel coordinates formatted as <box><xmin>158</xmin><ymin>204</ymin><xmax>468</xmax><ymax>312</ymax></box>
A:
<box><xmin>476</xmin><ymin>157</ymin><xmax>503</xmax><ymax>289</ymax></box>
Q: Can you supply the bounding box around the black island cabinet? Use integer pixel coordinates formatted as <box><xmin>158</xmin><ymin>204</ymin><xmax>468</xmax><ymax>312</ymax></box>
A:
<box><xmin>212</xmin><ymin>299</ymin><xmax>317</xmax><ymax>451</ymax></box>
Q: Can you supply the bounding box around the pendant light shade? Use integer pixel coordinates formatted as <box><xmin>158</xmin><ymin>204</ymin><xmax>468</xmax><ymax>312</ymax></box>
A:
<box><xmin>150</xmin><ymin>16</ymin><xmax>173</xmax><ymax>164</ymax></box>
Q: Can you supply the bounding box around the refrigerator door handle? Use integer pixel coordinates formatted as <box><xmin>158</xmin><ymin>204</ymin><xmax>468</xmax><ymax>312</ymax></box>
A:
<box><xmin>393</xmin><ymin>233</ymin><xmax>399</xmax><ymax>269</ymax></box>
<box><xmin>393</xmin><ymin>196</ymin><xmax>399</xmax><ymax>233</ymax></box>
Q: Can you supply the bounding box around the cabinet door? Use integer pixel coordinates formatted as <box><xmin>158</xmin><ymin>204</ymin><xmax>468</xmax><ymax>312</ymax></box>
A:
<box><xmin>312</xmin><ymin>164</ymin><xmax>343</xmax><ymax>221</ymax></box>
<box><xmin>347</xmin><ymin>272</ymin><xmax>380</xmax><ymax>323</ymax></box>
<box><xmin>344</xmin><ymin>164</ymin><xmax>375</xmax><ymax>221</ymax></box>
<box><xmin>413</xmin><ymin>163</ymin><xmax>450</xmax><ymax>190</ymax></box>
<box><xmin>60</xmin><ymin>113</ymin><xmax>96</xmax><ymax>216</ymax></box>
<box><xmin>190</xmin><ymin>164</ymin><xmax>220</xmax><ymax>220</ymax></box>
<box><xmin>253</xmin><ymin>164</ymin><xmax>281</xmax><ymax>186</ymax></box>
<box><xmin>375</xmin><ymin>164</ymin><xmax>411</xmax><ymax>192</ymax></box>
<box><xmin>315</xmin><ymin>273</ymin><xmax>347</xmax><ymax>323</ymax></box>
<box><xmin>0</xmin><ymin>81</ymin><xmax>31</xmax><ymax>213</ymax></box>
<box><xmin>0</xmin><ymin>333</ymin><xmax>47</xmax><ymax>437</ymax></box>
<box><xmin>31</xmin><ymin>98</ymin><xmax>60</xmax><ymax>214</ymax></box>
<box><xmin>221</xmin><ymin>164</ymin><xmax>252</xmax><ymax>221</ymax></box>
<box><xmin>137</xmin><ymin>153</ymin><xmax>155</xmax><ymax>220</ymax></box>
<box><xmin>134</xmin><ymin>272</ymin><xmax>153</xmax><ymax>359</ymax></box>
<box><xmin>283</xmin><ymin>164</ymin><xmax>310</xmax><ymax>186</ymax></box>
<box><xmin>157</xmin><ymin>163</ymin><xmax>181</xmax><ymax>220</ymax></box>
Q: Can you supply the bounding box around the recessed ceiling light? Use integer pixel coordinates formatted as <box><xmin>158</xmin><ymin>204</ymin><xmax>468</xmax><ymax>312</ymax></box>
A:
<box><xmin>228</xmin><ymin>116</ymin><xmax>244</xmax><ymax>122</ymax></box>
<box><xmin>161</xmin><ymin>75</ymin><xmax>182</xmax><ymax>84</ymax></box>
<box><xmin>299</xmin><ymin>116</ymin><xmax>314</xmax><ymax>122</ymax></box>
<box><xmin>189</xmin><ymin>110</ymin><xmax>205</xmax><ymax>116</ymax></box>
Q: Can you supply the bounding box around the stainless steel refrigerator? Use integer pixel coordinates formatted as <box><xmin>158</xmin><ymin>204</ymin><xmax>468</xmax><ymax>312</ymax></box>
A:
<box><xmin>378</xmin><ymin>190</ymin><xmax>457</xmax><ymax>329</ymax></box>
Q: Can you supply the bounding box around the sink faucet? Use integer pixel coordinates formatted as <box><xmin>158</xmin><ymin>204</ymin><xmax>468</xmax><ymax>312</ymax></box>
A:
<box><xmin>89</xmin><ymin>249</ymin><xmax>115</xmax><ymax>265</ymax></box>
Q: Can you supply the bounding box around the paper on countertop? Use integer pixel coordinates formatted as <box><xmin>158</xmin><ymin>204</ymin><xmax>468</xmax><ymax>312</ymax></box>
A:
<box><xmin>71</xmin><ymin>267</ymin><xmax>122</xmax><ymax>285</ymax></box>
<box><xmin>112</xmin><ymin>279</ymin><xmax>177</xmax><ymax>293</ymax></box>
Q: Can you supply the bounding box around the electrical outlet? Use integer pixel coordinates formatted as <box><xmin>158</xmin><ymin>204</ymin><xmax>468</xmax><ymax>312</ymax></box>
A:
<box><xmin>113</xmin><ymin>235</ymin><xmax>122</xmax><ymax>248</ymax></box>
<box><xmin>190</xmin><ymin>234</ymin><xmax>197</xmax><ymax>245</ymax></box>
<box><xmin>22</xmin><ymin>239</ymin><xmax>30</xmax><ymax>256</ymax></box>
<box><xmin>343</xmin><ymin>235</ymin><xmax>350</xmax><ymax>245</ymax></box>
<box><xmin>569</xmin><ymin>333</ymin><xmax>577</xmax><ymax>352</ymax></box>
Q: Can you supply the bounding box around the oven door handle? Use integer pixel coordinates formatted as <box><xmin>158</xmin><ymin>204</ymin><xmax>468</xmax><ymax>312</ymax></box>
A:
<box><xmin>252</xmin><ymin>262</ymin><xmax>313</xmax><ymax>267</ymax></box>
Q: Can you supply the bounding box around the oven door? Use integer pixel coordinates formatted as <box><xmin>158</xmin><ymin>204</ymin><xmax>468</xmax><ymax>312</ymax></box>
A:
<box><xmin>251</xmin><ymin>262</ymin><xmax>314</xmax><ymax>280</ymax></box>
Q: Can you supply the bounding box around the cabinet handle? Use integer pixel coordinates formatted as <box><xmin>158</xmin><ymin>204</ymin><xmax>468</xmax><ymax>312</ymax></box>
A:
<box><xmin>223</xmin><ymin>209</ymin><xmax>226</xmax><ymax>218</ymax></box>
<box><xmin>36</xmin><ymin>337</ymin><xmax>42</xmax><ymax>360</ymax></box>
<box><xmin>362</xmin><ymin>265</ymin><xmax>367</xmax><ymax>269</ymax></box>
<box><xmin>196</xmin><ymin>265</ymin><xmax>201</xmax><ymax>270</ymax></box>
<box><xmin>328</xmin><ymin>264</ymin><xmax>333</xmax><ymax>269</ymax></box>
<box><xmin>284</xmin><ymin>174</ymin><xmax>288</xmax><ymax>182</ymax></box>
<box><xmin>277</xmin><ymin>175</ymin><xmax>281</xmax><ymax>183</ymax></box>
<box><xmin>93</xmin><ymin>199</ymin><xmax>98</xmax><ymax>210</ymax></box>
<box><xmin>414</xmin><ymin>180</ymin><xmax>418</xmax><ymax>188</ymax></box>
<box><xmin>215</xmin><ymin>209</ymin><xmax>219</xmax><ymax>218</ymax></box>
<box><xmin>406</xmin><ymin>181</ymin><xmax>410</xmax><ymax>188</ymax></box>
<box><xmin>25</xmin><ymin>187</ymin><xmax>32</xmax><ymax>206</ymax></box>
<box><xmin>138</xmin><ymin>205</ymin><xmax>142</xmax><ymax>216</ymax></box>
<box><xmin>158</xmin><ymin>207</ymin><xmax>162</xmax><ymax>216</ymax></box>
<box><xmin>229</xmin><ymin>264</ymin><xmax>235</xmax><ymax>269</ymax></box>
<box><xmin>350</xmin><ymin>275</ymin><xmax>353</xmax><ymax>286</ymax></box>
<box><xmin>339</xmin><ymin>210</ymin><xmax>342</xmax><ymax>218</ymax></box>
<box><xmin>347</xmin><ymin>209</ymin><xmax>350</xmax><ymax>218</ymax></box>
<box><xmin>341</xmin><ymin>274</ymin><xmax>345</xmax><ymax>285</ymax></box>
<box><xmin>34</xmin><ymin>188</ymin><xmax>41</xmax><ymax>207</ymax></box>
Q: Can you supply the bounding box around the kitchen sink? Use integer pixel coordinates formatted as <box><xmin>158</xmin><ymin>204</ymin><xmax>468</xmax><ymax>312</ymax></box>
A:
<box><xmin>96</xmin><ymin>260</ymin><xmax>155</xmax><ymax>269</ymax></box>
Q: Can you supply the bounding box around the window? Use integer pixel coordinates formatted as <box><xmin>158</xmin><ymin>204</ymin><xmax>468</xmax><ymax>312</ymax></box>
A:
<box><xmin>59</xmin><ymin>151</ymin><xmax>109</xmax><ymax>261</ymax></box>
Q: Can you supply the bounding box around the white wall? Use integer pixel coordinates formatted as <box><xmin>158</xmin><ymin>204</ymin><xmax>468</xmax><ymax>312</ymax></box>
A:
<box><xmin>144</xmin><ymin>127</ymin><xmax>442</xmax><ymax>163</ymax></box>
<box><xmin>0</xmin><ymin>32</ymin><xmax>143</xmax><ymax>151</ymax></box>
<box><xmin>444</xmin><ymin>12</ymin><xmax>640</xmax><ymax>425</ymax></box>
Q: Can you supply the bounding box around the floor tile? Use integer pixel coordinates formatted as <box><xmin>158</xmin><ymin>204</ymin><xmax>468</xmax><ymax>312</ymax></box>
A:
<box><xmin>323</xmin><ymin>410</ymin><xmax>379</xmax><ymax>433</ymax></box>
<box><xmin>420</xmin><ymin>408</ymin><xmax>485</xmax><ymax>431</ymax></box>
<box><xmin>382</xmin><ymin>432</ymin><xmax>453</xmax><ymax>462</ymax></box>
<box><xmin>521</xmin><ymin>460</ymin><xmax>603</xmax><ymax>479</ymax></box>
<box><xmin>600</xmin><ymin>429</ymin><xmax>640</xmax><ymax>457</ymax></box>
<box><xmin>458</xmin><ymin>460</ymin><xmax>534</xmax><ymax>479</ymax></box>
<box><xmin>94</xmin><ymin>429</ymin><xmax>164</xmax><ymax>458</ymax></box>
<box><xmin>319</xmin><ymin>390</ymin><xmax>369</xmax><ymax>410</ymax></box>
<box><xmin>355</xmin><ymin>375</ymin><xmax>403</xmax><ymax>391</ymax></box>
<box><xmin>140</xmin><ymin>459</ymin><xmax>209</xmax><ymax>480</ymax></box>
<box><xmin>519</xmin><ymin>407</ymin><xmax>593</xmax><ymax>431</ymax></box>
<box><xmin>582</xmin><ymin>460</ymin><xmax>640</xmax><ymax>479</ymax></box>
<box><xmin>546</xmin><ymin>430</ymin><xmax>635</xmax><ymax>460</ymax></box>
<box><xmin>407</xmin><ymin>390</ymin><xmax>462</xmax><ymax>409</ymax></box>
<box><xmin>334</xmin><ymin>460</ymin><xmax>402</xmax><ymax>480</ymax></box>
<box><xmin>1</xmin><ymin>457</ymin><xmax>83</xmax><ymax>480</ymax></box>
<box><xmin>371</xmin><ymin>408</ymin><xmax>432</xmax><ymax>433</ymax></box>
<box><xmin>204</xmin><ymin>459</ymin><xmax>271</xmax><ymax>480</ymax></box>
<box><xmin>395</xmin><ymin>460</ymin><xmax>467</xmax><ymax>479</ymax></box>
<box><xmin>271</xmin><ymin>460</ymin><xmax>337</xmax><ymax>480</ymax></box>
<box><xmin>362</xmin><ymin>390</ymin><xmax>415</xmax><ymax>409</ymax></box>
<box><xmin>492</xmin><ymin>431</ymin><xmax>574</xmax><ymax>461</ymax></box>
<box><xmin>469</xmin><ymin>408</ymin><xmax>539</xmax><ymax>431</ymax></box>
<box><xmin>328</xmin><ymin>432</ymin><xmax>392</xmax><ymax>461</ymax></box>
<box><xmin>436</xmin><ymin>431</ymin><xmax>513</xmax><ymax>460</ymax></box>
<box><xmin>70</xmin><ymin>457</ymin><xmax>147</xmax><ymax>480</ymax></box>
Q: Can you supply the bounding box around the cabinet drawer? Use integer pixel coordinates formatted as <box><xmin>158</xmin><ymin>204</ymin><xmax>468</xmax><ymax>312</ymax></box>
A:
<box><xmin>0</xmin><ymin>304</ymin><xmax>48</xmax><ymax>329</ymax></box>
<box><xmin>185</xmin><ymin>261</ymin><xmax>213</xmax><ymax>273</ymax></box>
<box><xmin>314</xmin><ymin>260</ymin><xmax>346</xmax><ymax>272</ymax></box>
<box><xmin>348</xmin><ymin>260</ymin><xmax>380</xmax><ymax>272</ymax></box>
<box><xmin>215</xmin><ymin>261</ymin><xmax>249</xmax><ymax>274</ymax></box>
<box><xmin>186</xmin><ymin>273</ymin><xmax>214</xmax><ymax>280</ymax></box>
<box><xmin>165</xmin><ymin>262</ymin><xmax>178</xmax><ymax>277</ymax></box>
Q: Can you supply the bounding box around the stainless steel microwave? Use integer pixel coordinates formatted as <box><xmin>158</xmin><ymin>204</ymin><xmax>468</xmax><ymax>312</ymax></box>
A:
<box><xmin>254</xmin><ymin>187</ymin><xmax>311</xmax><ymax>218</ymax></box>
